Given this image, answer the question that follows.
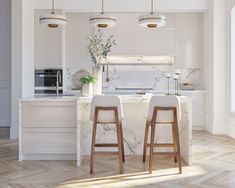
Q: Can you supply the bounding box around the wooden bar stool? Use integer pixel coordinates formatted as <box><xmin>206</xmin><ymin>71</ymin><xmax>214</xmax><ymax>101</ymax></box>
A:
<box><xmin>90</xmin><ymin>95</ymin><xmax>125</xmax><ymax>174</ymax></box>
<box><xmin>143</xmin><ymin>95</ymin><xmax>182</xmax><ymax>174</ymax></box>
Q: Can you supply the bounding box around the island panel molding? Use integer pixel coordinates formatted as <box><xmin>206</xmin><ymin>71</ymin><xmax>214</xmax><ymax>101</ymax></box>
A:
<box><xmin>19</xmin><ymin>99</ymin><xmax>78</xmax><ymax>161</ymax></box>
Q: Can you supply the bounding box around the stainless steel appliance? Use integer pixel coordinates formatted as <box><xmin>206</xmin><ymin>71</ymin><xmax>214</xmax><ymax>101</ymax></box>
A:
<box><xmin>35</xmin><ymin>69</ymin><xmax>63</xmax><ymax>94</ymax></box>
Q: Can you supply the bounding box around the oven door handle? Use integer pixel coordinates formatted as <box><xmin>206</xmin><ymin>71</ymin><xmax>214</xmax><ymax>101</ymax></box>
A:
<box><xmin>38</xmin><ymin>75</ymin><xmax>57</xmax><ymax>78</ymax></box>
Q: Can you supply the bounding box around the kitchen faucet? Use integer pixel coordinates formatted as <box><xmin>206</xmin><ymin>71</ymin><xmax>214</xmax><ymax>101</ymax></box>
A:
<box><xmin>56</xmin><ymin>71</ymin><xmax>62</xmax><ymax>96</ymax></box>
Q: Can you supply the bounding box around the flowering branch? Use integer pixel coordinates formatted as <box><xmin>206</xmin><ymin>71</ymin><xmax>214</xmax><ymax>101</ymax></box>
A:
<box><xmin>88</xmin><ymin>30</ymin><xmax>117</xmax><ymax>65</ymax></box>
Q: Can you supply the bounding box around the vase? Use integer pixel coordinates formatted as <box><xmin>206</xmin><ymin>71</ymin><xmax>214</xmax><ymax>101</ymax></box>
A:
<box><xmin>92</xmin><ymin>66</ymin><xmax>102</xmax><ymax>95</ymax></box>
<box><xmin>81</xmin><ymin>83</ymin><xmax>93</xmax><ymax>96</ymax></box>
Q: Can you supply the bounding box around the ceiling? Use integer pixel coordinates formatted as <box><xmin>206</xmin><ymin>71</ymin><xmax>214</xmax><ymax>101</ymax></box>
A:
<box><xmin>33</xmin><ymin>0</ymin><xmax>208</xmax><ymax>13</ymax></box>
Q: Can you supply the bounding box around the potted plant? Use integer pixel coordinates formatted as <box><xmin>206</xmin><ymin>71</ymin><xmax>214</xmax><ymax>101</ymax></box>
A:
<box><xmin>80</xmin><ymin>76</ymin><xmax>96</xmax><ymax>96</ymax></box>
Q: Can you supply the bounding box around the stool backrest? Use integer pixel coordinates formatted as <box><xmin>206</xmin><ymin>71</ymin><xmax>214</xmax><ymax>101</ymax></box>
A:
<box><xmin>147</xmin><ymin>95</ymin><xmax>181</xmax><ymax>122</ymax></box>
<box><xmin>90</xmin><ymin>95</ymin><xmax>124</xmax><ymax>123</ymax></box>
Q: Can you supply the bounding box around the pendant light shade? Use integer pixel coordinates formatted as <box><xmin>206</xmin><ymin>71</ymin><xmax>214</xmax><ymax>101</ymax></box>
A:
<box><xmin>139</xmin><ymin>14</ymin><xmax>166</xmax><ymax>28</ymax></box>
<box><xmin>89</xmin><ymin>0</ymin><xmax>116</xmax><ymax>28</ymax></box>
<box><xmin>139</xmin><ymin>0</ymin><xmax>166</xmax><ymax>28</ymax></box>
<box><xmin>89</xmin><ymin>14</ymin><xmax>116</xmax><ymax>28</ymax></box>
<box><xmin>39</xmin><ymin>0</ymin><xmax>67</xmax><ymax>28</ymax></box>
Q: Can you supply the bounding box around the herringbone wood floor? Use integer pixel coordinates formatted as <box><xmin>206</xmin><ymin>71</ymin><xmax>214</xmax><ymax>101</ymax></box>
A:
<box><xmin>0</xmin><ymin>131</ymin><xmax>235</xmax><ymax>188</ymax></box>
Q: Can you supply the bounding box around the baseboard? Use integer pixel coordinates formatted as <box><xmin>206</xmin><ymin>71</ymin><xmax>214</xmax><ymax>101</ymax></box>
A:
<box><xmin>227</xmin><ymin>124</ymin><xmax>235</xmax><ymax>139</ymax></box>
<box><xmin>207</xmin><ymin>121</ymin><xmax>227</xmax><ymax>134</ymax></box>
<box><xmin>20</xmin><ymin>154</ymin><xmax>76</xmax><ymax>160</ymax></box>
<box><xmin>0</xmin><ymin>127</ymin><xmax>10</xmax><ymax>138</ymax></box>
<box><xmin>10</xmin><ymin>125</ymin><xmax>19</xmax><ymax>139</ymax></box>
<box><xmin>192</xmin><ymin>126</ymin><xmax>206</xmax><ymax>131</ymax></box>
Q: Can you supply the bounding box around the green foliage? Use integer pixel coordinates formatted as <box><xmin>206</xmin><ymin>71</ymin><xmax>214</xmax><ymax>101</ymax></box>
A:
<box><xmin>80</xmin><ymin>76</ymin><xmax>96</xmax><ymax>84</ymax></box>
<box><xmin>87</xmin><ymin>30</ymin><xmax>117</xmax><ymax>65</ymax></box>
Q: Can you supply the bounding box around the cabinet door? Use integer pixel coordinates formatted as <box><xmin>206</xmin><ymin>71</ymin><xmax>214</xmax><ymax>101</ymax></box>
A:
<box><xmin>22</xmin><ymin>128</ymin><xmax>77</xmax><ymax>154</ymax></box>
<box><xmin>190</xmin><ymin>95</ymin><xmax>205</xmax><ymax>127</ymax></box>
<box><xmin>34</xmin><ymin>10</ymin><xmax>62</xmax><ymax>69</ymax></box>
<box><xmin>175</xmin><ymin>14</ymin><xmax>203</xmax><ymax>68</ymax></box>
<box><xmin>180</xmin><ymin>92</ymin><xmax>206</xmax><ymax>129</ymax></box>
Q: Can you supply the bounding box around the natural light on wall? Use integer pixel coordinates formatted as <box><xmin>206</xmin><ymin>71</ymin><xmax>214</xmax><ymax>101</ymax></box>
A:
<box><xmin>231</xmin><ymin>7</ymin><xmax>235</xmax><ymax>112</ymax></box>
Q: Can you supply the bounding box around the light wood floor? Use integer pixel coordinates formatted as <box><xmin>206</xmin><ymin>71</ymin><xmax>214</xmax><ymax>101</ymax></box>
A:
<box><xmin>0</xmin><ymin>131</ymin><xmax>235</xmax><ymax>188</ymax></box>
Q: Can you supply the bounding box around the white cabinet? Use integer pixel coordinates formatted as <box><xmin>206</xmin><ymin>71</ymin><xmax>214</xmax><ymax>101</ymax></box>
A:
<box><xmin>22</xmin><ymin>128</ymin><xmax>76</xmax><ymax>154</ymax></box>
<box><xmin>175</xmin><ymin>14</ymin><xmax>204</xmax><ymax>68</ymax></box>
<box><xmin>20</xmin><ymin>100</ymin><xmax>77</xmax><ymax>160</ymax></box>
<box><xmin>180</xmin><ymin>91</ymin><xmax>207</xmax><ymax>130</ymax></box>
<box><xmin>34</xmin><ymin>10</ymin><xmax>62</xmax><ymax>69</ymax></box>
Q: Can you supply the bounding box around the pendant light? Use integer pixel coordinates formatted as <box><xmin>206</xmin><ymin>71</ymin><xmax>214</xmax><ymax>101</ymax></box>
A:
<box><xmin>39</xmin><ymin>0</ymin><xmax>67</xmax><ymax>28</ymax></box>
<box><xmin>139</xmin><ymin>0</ymin><xmax>166</xmax><ymax>28</ymax></box>
<box><xmin>89</xmin><ymin>0</ymin><xmax>116</xmax><ymax>28</ymax></box>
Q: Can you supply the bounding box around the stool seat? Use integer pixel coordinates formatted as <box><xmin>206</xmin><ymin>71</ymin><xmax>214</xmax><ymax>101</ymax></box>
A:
<box><xmin>90</xmin><ymin>95</ymin><xmax>125</xmax><ymax>174</ymax></box>
<box><xmin>143</xmin><ymin>96</ymin><xmax>182</xmax><ymax>174</ymax></box>
<box><xmin>90</xmin><ymin>95</ymin><xmax>124</xmax><ymax>123</ymax></box>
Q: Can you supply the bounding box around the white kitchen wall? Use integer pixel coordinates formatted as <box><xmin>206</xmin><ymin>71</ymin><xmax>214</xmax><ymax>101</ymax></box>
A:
<box><xmin>226</xmin><ymin>0</ymin><xmax>235</xmax><ymax>138</ymax></box>
<box><xmin>65</xmin><ymin>12</ymin><xmax>204</xmax><ymax>91</ymax></box>
<box><xmin>11</xmin><ymin>0</ymin><xmax>35</xmax><ymax>138</ymax></box>
<box><xmin>203</xmin><ymin>0</ymin><xmax>227</xmax><ymax>134</ymax></box>
<box><xmin>0</xmin><ymin>0</ymin><xmax>11</xmax><ymax>128</ymax></box>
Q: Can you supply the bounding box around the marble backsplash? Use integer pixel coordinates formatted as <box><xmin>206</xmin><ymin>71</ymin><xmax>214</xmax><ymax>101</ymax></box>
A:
<box><xmin>66</xmin><ymin>65</ymin><xmax>201</xmax><ymax>93</ymax></box>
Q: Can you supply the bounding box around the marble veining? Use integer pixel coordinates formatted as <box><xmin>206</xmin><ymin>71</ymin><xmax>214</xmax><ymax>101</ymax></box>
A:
<box><xmin>102</xmin><ymin>66</ymin><xmax>200</xmax><ymax>93</ymax></box>
<box><xmin>66</xmin><ymin>66</ymin><xmax>201</xmax><ymax>93</ymax></box>
<box><xmin>77</xmin><ymin>95</ymin><xmax>192</xmax><ymax>165</ymax></box>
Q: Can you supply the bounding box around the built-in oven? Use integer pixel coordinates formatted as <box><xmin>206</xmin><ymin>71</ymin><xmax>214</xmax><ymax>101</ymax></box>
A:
<box><xmin>35</xmin><ymin>69</ymin><xmax>63</xmax><ymax>94</ymax></box>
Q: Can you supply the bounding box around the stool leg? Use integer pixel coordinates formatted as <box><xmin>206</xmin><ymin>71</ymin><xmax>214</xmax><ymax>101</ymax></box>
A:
<box><xmin>171</xmin><ymin>124</ymin><xmax>178</xmax><ymax>163</ymax></box>
<box><xmin>173</xmin><ymin>109</ymin><xmax>182</xmax><ymax>174</ymax></box>
<box><xmin>143</xmin><ymin>121</ymin><xmax>150</xmax><ymax>163</ymax></box>
<box><xmin>120</xmin><ymin>122</ymin><xmax>125</xmax><ymax>163</ymax></box>
<box><xmin>90</xmin><ymin>121</ymin><xmax>97</xmax><ymax>174</ymax></box>
<box><xmin>149</xmin><ymin>122</ymin><xmax>156</xmax><ymax>174</ymax></box>
<box><xmin>116</xmin><ymin>123</ymin><xmax>124</xmax><ymax>174</ymax></box>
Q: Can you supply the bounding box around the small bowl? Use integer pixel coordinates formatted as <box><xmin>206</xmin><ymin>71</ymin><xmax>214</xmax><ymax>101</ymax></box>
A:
<box><xmin>179</xmin><ymin>84</ymin><xmax>196</xmax><ymax>90</ymax></box>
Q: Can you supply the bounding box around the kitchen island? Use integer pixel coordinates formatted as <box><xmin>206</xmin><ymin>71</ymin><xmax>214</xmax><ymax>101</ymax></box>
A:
<box><xmin>19</xmin><ymin>95</ymin><xmax>192</xmax><ymax>166</ymax></box>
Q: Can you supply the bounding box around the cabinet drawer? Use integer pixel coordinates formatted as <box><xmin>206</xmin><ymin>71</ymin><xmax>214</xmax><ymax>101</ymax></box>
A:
<box><xmin>22</xmin><ymin>101</ymin><xmax>77</xmax><ymax>127</ymax></box>
<box><xmin>22</xmin><ymin>128</ymin><xmax>77</xmax><ymax>154</ymax></box>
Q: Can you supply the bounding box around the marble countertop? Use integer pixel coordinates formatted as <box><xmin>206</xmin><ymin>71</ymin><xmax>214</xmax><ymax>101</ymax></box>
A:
<box><xmin>20</xmin><ymin>94</ymin><xmax>191</xmax><ymax>104</ymax></box>
<box><xmin>78</xmin><ymin>95</ymin><xmax>191</xmax><ymax>104</ymax></box>
<box><xmin>20</xmin><ymin>96</ymin><xmax>77</xmax><ymax>102</ymax></box>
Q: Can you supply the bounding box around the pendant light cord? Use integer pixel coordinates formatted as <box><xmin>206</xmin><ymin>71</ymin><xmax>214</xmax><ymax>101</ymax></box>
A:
<box><xmin>101</xmin><ymin>0</ymin><xmax>104</xmax><ymax>14</ymax></box>
<box><xmin>51</xmin><ymin>0</ymin><xmax>55</xmax><ymax>14</ymax></box>
<box><xmin>151</xmin><ymin>0</ymin><xmax>154</xmax><ymax>14</ymax></box>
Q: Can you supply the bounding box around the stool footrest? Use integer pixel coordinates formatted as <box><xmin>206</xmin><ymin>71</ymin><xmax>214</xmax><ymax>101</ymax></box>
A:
<box><xmin>147</xmin><ymin>143</ymin><xmax>174</xmax><ymax>147</ymax></box>
<box><xmin>95</xmin><ymin>151</ymin><xmax>119</xmax><ymax>155</ymax></box>
<box><xmin>95</xmin><ymin>143</ymin><xmax>118</xmax><ymax>147</ymax></box>
<box><xmin>153</xmin><ymin>152</ymin><xmax>177</xmax><ymax>156</ymax></box>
